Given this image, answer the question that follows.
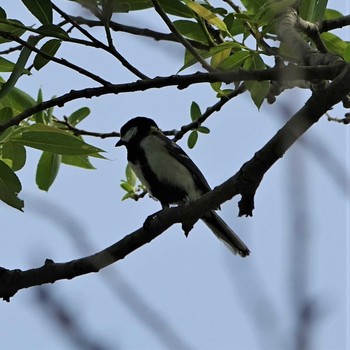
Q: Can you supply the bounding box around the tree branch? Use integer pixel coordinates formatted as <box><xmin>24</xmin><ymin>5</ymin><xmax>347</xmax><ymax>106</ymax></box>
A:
<box><xmin>52</xmin><ymin>3</ymin><xmax>150</xmax><ymax>80</ymax></box>
<box><xmin>58</xmin><ymin>117</ymin><xmax>119</xmax><ymax>138</ymax></box>
<box><xmin>0</xmin><ymin>30</ymin><xmax>111</xmax><ymax>86</ymax></box>
<box><xmin>1</xmin><ymin>62</ymin><xmax>349</xmax><ymax>300</ymax></box>
<box><xmin>72</xmin><ymin>16</ymin><xmax>211</xmax><ymax>50</ymax></box>
<box><xmin>318</xmin><ymin>14</ymin><xmax>350</xmax><ymax>32</ymax></box>
<box><xmin>277</xmin><ymin>7</ymin><xmax>343</xmax><ymax>66</ymax></box>
<box><xmin>150</xmin><ymin>0</ymin><xmax>215</xmax><ymax>72</ymax></box>
<box><xmin>0</xmin><ymin>64</ymin><xmax>344</xmax><ymax>132</ymax></box>
<box><xmin>237</xmin><ymin>64</ymin><xmax>350</xmax><ymax>215</ymax></box>
<box><xmin>171</xmin><ymin>83</ymin><xmax>246</xmax><ymax>141</ymax></box>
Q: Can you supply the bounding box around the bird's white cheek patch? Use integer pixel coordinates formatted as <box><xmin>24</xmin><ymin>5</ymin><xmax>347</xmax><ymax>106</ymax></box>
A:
<box><xmin>122</xmin><ymin>127</ymin><xmax>137</xmax><ymax>143</ymax></box>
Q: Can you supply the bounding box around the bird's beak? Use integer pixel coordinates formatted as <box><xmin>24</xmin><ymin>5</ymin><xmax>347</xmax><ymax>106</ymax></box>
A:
<box><xmin>115</xmin><ymin>139</ymin><xmax>124</xmax><ymax>147</ymax></box>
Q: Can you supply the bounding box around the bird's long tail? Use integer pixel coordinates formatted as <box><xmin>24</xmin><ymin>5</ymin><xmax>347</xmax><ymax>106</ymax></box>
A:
<box><xmin>201</xmin><ymin>211</ymin><xmax>250</xmax><ymax>257</ymax></box>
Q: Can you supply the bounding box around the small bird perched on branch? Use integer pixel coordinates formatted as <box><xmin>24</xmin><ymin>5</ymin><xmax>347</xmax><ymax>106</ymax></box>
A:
<box><xmin>116</xmin><ymin>117</ymin><xmax>250</xmax><ymax>257</ymax></box>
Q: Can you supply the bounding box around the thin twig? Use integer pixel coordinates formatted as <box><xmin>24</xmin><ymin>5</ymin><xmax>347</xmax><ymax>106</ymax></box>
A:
<box><xmin>0</xmin><ymin>30</ymin><xmax>111</xmax><ymax>86</ymax></box>
<box><xmin>73</xmin><ymin>16</ymin><xmax>211</xmax><ymax>50</ymax></box>
<box><xmin>58</xmin><ymin>117</ymin><xmax>120</xmax><ymax>138</ymax></box>
<box><xmin>150</xmin><ymin>0</ymin><xmax>215</xmax><ymax>72</ymax></box>
<box><xmin>53</xmin><ymin>3</ymin><xmax>149</xmax><ymax>80</ymax></box>
<box><xmin>171</xmin><ymin>83</ymin><xmax>246</xmax><ymax>142</ymax></box>
<box><xmin>327</xmin><ymin>112</ymin><xmax>350</xmax><ymax>124</ymax></box>
<box><xmin>0</xmin><ymin>44</ymin><xmax>22</xmax><ymax>55</ymax></box>
<box><xmin>52</xmin><ymin>3</ymin><xmax>101</xmax><ymax>45</ymax></box>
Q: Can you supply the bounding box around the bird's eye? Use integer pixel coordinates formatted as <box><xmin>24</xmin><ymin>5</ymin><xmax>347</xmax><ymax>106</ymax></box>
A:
<box><xmin>122</xmin><ymin>127</ymin><xmax>138</xmax><ymax>142</ymax></box>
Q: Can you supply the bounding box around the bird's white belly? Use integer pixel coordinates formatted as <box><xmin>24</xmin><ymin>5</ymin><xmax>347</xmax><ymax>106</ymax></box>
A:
<box><xmin>137</xmin><ymin>135</ymin><xmax>202</xmax><ymax>201</ymax></box>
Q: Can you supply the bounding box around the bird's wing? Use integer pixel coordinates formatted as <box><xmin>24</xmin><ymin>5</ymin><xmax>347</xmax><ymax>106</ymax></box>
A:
<box><xmin>160</xmin><ymin>133</ymin><xmax>211</xmax><ymax>194</ymax></box>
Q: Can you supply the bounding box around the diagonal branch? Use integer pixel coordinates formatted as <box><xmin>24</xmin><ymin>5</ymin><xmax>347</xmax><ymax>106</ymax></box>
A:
<box><xmin>52</xmin><ymin>3</ymin><xmax>149</xmax><ymax>80</ymax></box>
<box><xmin>237</xmin><ymin>64</ymin><xmax>350</xmax><ymax>215</ymax></box>
<box><xmin>170</xmin><ymin>83</ymin><xmax>246</xmax><ymax>141</ymax></box>
<box><xmin>150</xmin><ymin>0</ymin><xmax>215</xmax><ymax>72</ymax></box>
<box><xmin>0</xmin><ymin>30</ymin><xmax>110</xmax><ymax>86</ymax></box>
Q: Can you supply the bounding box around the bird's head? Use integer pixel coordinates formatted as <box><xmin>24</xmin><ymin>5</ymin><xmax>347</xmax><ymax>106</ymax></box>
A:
<box><xmin>115</xmin><ymin>116</ymin><xmax>159</xmax><ymax>147</ymax></box>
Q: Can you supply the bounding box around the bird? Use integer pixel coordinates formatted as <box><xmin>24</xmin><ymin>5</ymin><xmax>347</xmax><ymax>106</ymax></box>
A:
<box><xmin>115</xmin><ymin>116</ymin><xmax>250</xmax><ymax>257</ymax></box>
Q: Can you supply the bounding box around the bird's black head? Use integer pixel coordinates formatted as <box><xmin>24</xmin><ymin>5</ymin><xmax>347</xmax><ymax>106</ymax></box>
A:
<box><xmin>115</xmin><ymin>116</ymin><xmax>159</xmax><ymax>147</ymax></box>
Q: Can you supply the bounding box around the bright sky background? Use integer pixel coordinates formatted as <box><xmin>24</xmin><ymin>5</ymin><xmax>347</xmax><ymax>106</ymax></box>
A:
<box><xmin>0</xmin><ymin>1</ymin><xmax>349</xmax><ymax>349</ymax></box>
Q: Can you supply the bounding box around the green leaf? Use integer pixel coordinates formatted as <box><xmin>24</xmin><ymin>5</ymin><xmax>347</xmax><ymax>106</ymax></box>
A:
<box><xmin>224</xmin><ymin>13</ymin><xmax>245</xmax><ymax>37</ymax></box>
<box><xmin>0</xmin><ymin>159</ymin><xmax>24</xmax><ymax>211</ymax></box>
<box><xmin>0</xmin><ymin>36</ymin><xmax>39</xmax><ymax>100</ymax></box>
<box><xmin>0</xmin><ymin>7</ymin><xmax>6</xmax><ymax>19</ymax></box>
<box><xmin>0</xmin><ymin>57</ymin><xmax>16</xmax><ymax>72</ymax></box>
<box><xmin>0</xmin><ymin>77</ymin><xmax>36</xmax><ymax>115</ymax></box>
<box><xmin>243</xmin><ymin>53</ymin><xmax>269</xmax><ymax>109</ymax></box>
<box><xmin>313</xmin><ymin>0</ymin><xmax>328</xmax><ymax>22</ymax></box>
<box><xmin>344</xmin><ymin>44</ymin><xmax>350</xmax><ymax>63</ymax></box>
<box><xmin>299</xmin><ymin>0</ymin><xmax>328</xmax><ymax>21</ymax></box>
<box><xmin>36</xmin><ymin>152</ymin><xmax>61</xmax><ymax>191</ymax></box>
<box><xmin>125</xmin><ymin>164</ymin><xmax>137</xmax><ymax>187</ymax></box>
<box><xmin>33</xmin><ymin>39</ymin><xmax>61</xmax><ymax>70</ymax></box>
<box><xmin>197</xmin><ymin>126</ymin><xmax>210</xmax><ymax>134</ymax></box>
<box><xmin>187</xmin><ymin>130</ymin><xmax>198</xmax><ymax>149</ymax></box>
<box><xmin>159</xmin><ymin>0</ymin><xmax>193</xmax><ymax>18</ymax></box>
<box><xmin>323</xmin><ymin>8</ymin><xmax>343</xmax><ymax>20</ymax></box>
<box><xmin>107</xmin><ymin>0</ymin><xmax>151</xmax><ymax>12</ymax></box>
<box><xmin>13</xmin><ymin>125</ymin><xmax>104</xmax><ymax>155</ymax></box>
<box><xmin>21</xmin><ymin>0</ymin><xmax>53</xmax><ymax>25</ymax></box>
<box><xmin>0</xmin><ymin>106</ymin><xmax>13</xmax><ymax>124</ymax></box>
<box><xmin>34</xmin><ymin>88</ymin><xmax>45</xmax><ymax>124</ymax></box>
<box><xmin>0</xmin><ymin>19</ymin><xmax>26</xmax><ymax>44</ymax></box>
<box><xmin>190</xmin><ymin>101</ymin><xmax>201</xmax><ymax>121</ymax></box>
<box><xmin>241</xmin><ymin>0</ymin><xmax>267</xmax><ymax>13</ymax></box>
<box><xmin>122</xmin><ymin>191</ymin><xmax>134</xmax><ymax>201</ymax></box>
<box><xmin>173</xmin><ymin>20</ymin><xmax>208</xmax><ymax>43</ymax></box>
<box><xmin>120</xmin><ymin>181</ymin><xmax>135</xmax><ymax>192</ymax></box>
<box><xmin>183</xmin><ymin>0</ymin><xmax>229</xmax><ymax>33</ymax></box>
<box><xmin>37</xmin><ymin>24</ymin><xmax>70</xmax><ymax>38</ymax></box>
<box><xmin>211</xmin><ymin>48</ymin><xmax>231</xmax><ymax>68</ymax></box>
<box><xmin>61</xmin><ymin>155</ymin><xmax>96</xmax><ymax>169</ymax></box>
<box><xmin>218</xmin><ymin>50</ymin><xmax>250</xmax><ymax>70</ymax></box>
<box><xmin>210</xmin><ymin>82</ymin><xmax>222</xmax><ymax>93</ymax></box>
<box><xmin>68</xmin><ymin>107</ymin><xmax>91</xmax><ymax>126</ymax></box>
<box><xmin>321</xmin><ymin>32</ymin><xmax>347</xmax><ymax>56</ymax></box>
<box><xmin>2</xmin><ymin>141</ymin><xmax>26</xmax><ymax>171</ymax></box>
<box><xmin>180</xmin><ymin>41</ymin><xmax>243</xmax><ymax>72</ymax></box>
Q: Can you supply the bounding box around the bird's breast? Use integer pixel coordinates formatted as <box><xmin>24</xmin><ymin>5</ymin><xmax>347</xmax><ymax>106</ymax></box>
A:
<box><xmin>131</xmin><ymin>135</ymin><xmax>202</xmax><ymax>203</ymax></box>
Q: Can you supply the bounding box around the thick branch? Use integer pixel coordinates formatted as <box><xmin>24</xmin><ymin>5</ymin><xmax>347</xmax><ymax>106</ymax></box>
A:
<box><xmin>237</xmin><ymin>64</ymin><xmax>350</xmax><ymax>215</ymax></box>
<box><xmin>277</xmin><ymin>8</ymin><xmax>343</xmax><ymax>66</ymax></box>
<box><xmin>0</xmin><ymin>183</ymin><xmax>241</xmax><ymax>301</ymax></box>
<box><xmin>318</xmin><ymin>14</ymin><xmax>350</xmax><ymax>32</ymax></box>
<box><xmin>0</xmin><ymin>64</ymin><xmax>344</xmax><ymax>132</ymax></box>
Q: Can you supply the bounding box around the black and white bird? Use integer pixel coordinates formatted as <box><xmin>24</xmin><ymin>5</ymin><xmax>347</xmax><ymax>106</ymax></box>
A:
<box><xmin>116</xmin><ymin>117</ymin><xmax>250</xmax><ymax>257</ymax></box>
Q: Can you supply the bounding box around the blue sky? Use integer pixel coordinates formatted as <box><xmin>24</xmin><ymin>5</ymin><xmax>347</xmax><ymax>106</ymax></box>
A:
<box><xmin>0</xmin><ymin>1</ymin><xmax>349</xmax><ymax>349</ymax></box>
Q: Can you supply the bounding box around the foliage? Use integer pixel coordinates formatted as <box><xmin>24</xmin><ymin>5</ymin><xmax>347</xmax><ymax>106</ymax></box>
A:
<box><xmin>0</xmin><ymin>0</ymin><xmax>348</xmax><ymax>211</ymax></box>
